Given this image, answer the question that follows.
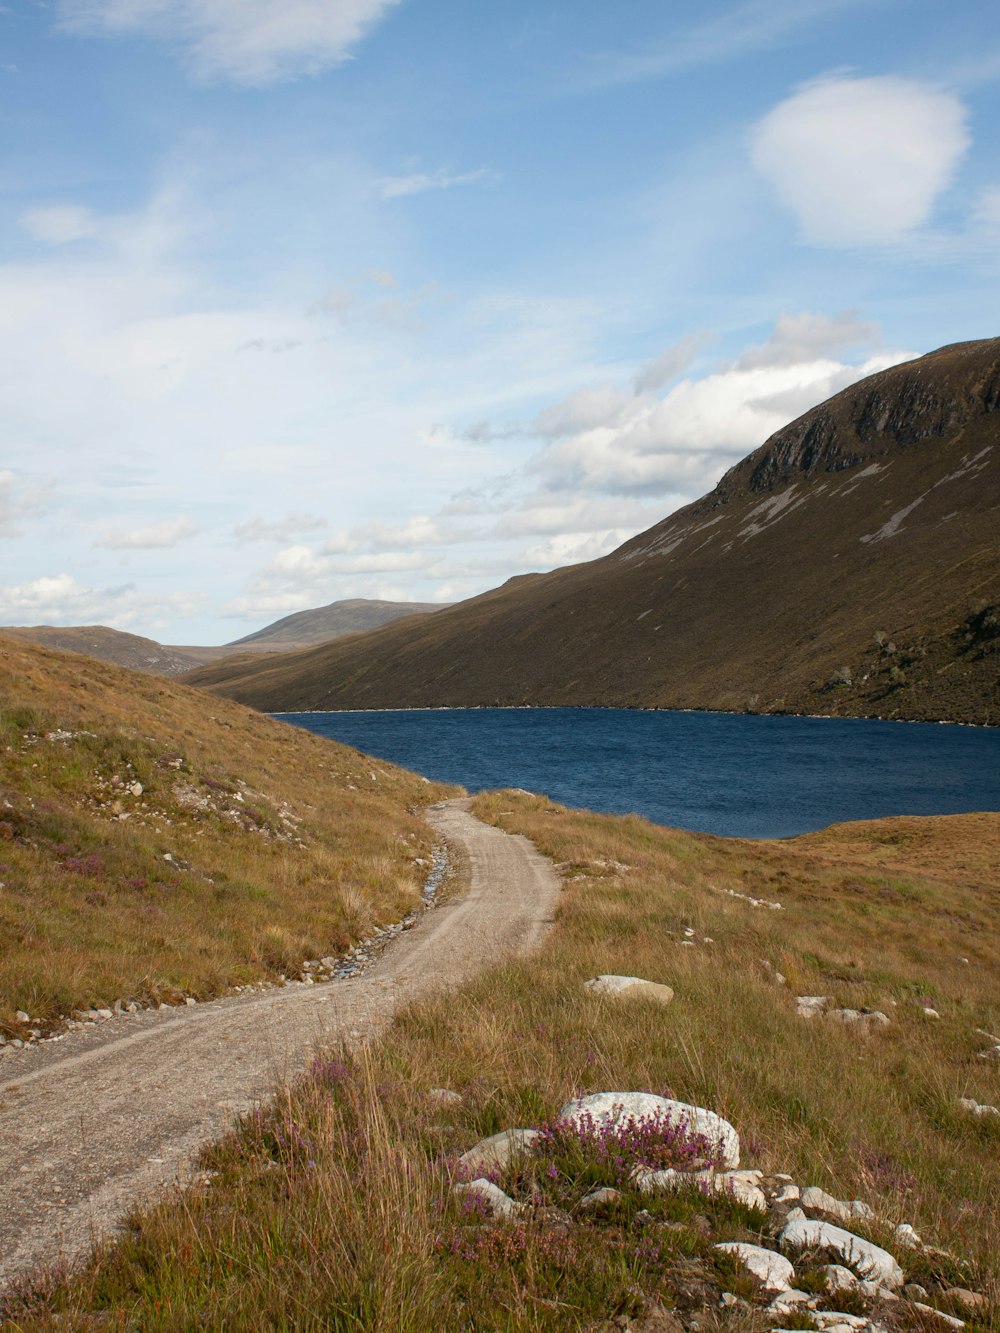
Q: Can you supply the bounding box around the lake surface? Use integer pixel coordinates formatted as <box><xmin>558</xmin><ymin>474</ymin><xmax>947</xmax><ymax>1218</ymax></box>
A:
<box><xmin>280</xmin><ymin>707</ymin><xmax>1000</xmax><ymax>840</ymax></box>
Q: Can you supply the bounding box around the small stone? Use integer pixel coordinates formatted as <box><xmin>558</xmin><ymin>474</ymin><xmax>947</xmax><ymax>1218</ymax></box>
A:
<box><xmin>719</xmin><ymin>1292</ymin><xmax>738</xmax><ymax>1308</ymax></box>
<box><xmin>453</xmin><ymin>1179</ymin><xmax>522</xmax><ymax>1219</ymax></box>
<box><xmin>633</xmin><ymin>1165</ymin><xmax>713</xmax><ymax>1194</ymax></box>
<box><xmin>821</xmin><ymin>1265</ymin><xmax>865</xmax><ymax>1297</ymax></box>
<box><xmin>912</xmin><ymin>1302</ymin><xmax>965</xmax><ymax>1329</ymax></box>
<box><xmin>184</xmin><ymin>997</ymin><xmax>197</xmax><ymax>1006</ymax></box>
<box><xmin>96</xmin><ymin>1008</ymin><xmax>113</xmax><ymax>1020</ymax></box>
<box><xmin>942</xmin><ymin>1289</ymin><xmax>986</xmax><ymax>1314</ymax></box>
<box><xmin>427</xmin><ymin>1088</ymin><xmax>463</xmax><ymax>1107</ymax></box>
<box><xmin>904</xmin><ymin>1284</ymin><xmax>929</xmax><ymax>1300</ymax></box>
<box><xmin>957</xmin><ymin>1096</ymin><xmax>999</xmax><ymax>1116</ymax></box>
<box><xmin>812</xmin><ymin>1314</ymin><xmax>868</xmax><ymax>1331</ymax></box>
<box><xmin>796</xmin><ymin>995</ymin><xmax>829</xmax><ymax>1018</ymax></box>
<box><xmin>458</xmin><ymin>1128</ymin><xmax>542</xmax><ymax>1176</ymax></box>
<box><xmin>768</xmin><ymin>1290</ymin><xmax>814</xmax><ymax>1315</ymax></box>
<box><xmin>923</xmin><ymin>1007</ymin><xmax>940</xmax><ymax>1019</ymax></box>
<box><xmin>15</xmin><ymin>1010</ymin><xmax>30</xmax><ymax>1023</ymax></box>
<box><xmin>584</xmin><ymin>975</ymin><xmax>675</xmax><ymax>1005</ymax></box>
<box><xmin>772</xmin><ymin>1183</ymin><xmax>801</xmax><ymax>1206</ymax></box>
<box><xmin>713</xmin><ymin>1170</ymin><xmax>767</xmax><ymax>1211</ymax></box>
<box><xmin>826</xmin><ymin>1008</ymin><xmax>891</xmax><ymax>1030</ymax></box>
<box><xmin>578</xmin><ymin>1186</ymin><xmax>622</xmax><ymax>1211</ymax></box>
<box><xmin>714</xmin><ymin>1240</ymin><xmax>795</xmax><ymax>1293</ymax></box>
<box><xmin>894</xmin><ymin>1223</ymin><xmax>923</xmax><ymax>1248</ymax></box>
<box><xmin>129</xmin><ymin>782</ymin><xmax>143</xmax><ymax>797</ymax></box>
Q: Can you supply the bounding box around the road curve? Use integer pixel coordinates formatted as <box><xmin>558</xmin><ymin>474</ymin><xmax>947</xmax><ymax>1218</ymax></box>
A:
<box><xmin>0</xmin><ymin>798</ymin><xmax>559</xmax><ymax>1289</ymax></box>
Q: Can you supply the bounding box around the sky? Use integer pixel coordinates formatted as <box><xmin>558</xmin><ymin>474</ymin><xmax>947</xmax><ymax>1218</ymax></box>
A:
<box><xmin>1</xmin><ymin>0</ymin><xmax>998</xmax><ymax>644</ymax></box>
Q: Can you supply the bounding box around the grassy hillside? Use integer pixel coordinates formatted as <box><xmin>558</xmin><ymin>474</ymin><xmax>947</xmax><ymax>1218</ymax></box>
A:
<box><xmin>230</xmin><ymin>597</ymin><xmax>450</xmax><ymax>648</ymax></box>
<box><xmin>0</xmin><ymin>634</ymin><xmax>453</xmax><ymax>1040</ymax></box>
<box><xmin>185</xmin><ymin>338</ymin><xmax>1000</xmax><ymax>724</ymax></box>
<box><xmin>9</xmin><ymin>793</ymin><xmax>998</xmax><ymax>1330</ymax></box>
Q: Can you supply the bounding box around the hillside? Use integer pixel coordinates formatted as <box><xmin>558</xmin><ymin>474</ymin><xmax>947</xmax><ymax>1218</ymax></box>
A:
<box><xmin>0</xmin><ymin>634</ymin><xmax>451</xmax><ymax>1039</ymax></box>
<box><xmin>2</xmin><ymin>599</ymin><xmax>446</xmax><ymax>679</ymax></box>
<box><xmin>186</xmin><ymin>338</ymin><xmax>1000</xmax><ymax>724</ymax></box>
<box><xmin>229</xmin><ymin>596</ymin><xmax>449</xmax><ymax>647</ymax></box>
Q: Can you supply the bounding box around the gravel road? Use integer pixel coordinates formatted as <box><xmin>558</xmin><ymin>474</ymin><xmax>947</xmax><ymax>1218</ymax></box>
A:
<box><xmin>0</xmin><ymin>798</ymin><xmax>559</xmax><ymax>1290</ymax></box>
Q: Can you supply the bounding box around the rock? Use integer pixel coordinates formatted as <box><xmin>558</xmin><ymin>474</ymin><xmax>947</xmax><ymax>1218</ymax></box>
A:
<box><xmin>912</xmin><ymin>1302</ymin><xmax>965</xmax><ymax>1329</ymax></box>
<box><xmin>942</xmin><ymin>1289</ymin><xmax>986</xmax><ymax>1314</ymax></box>
<box><xmin>458</xmin><ymin>1128</ymin><xmax>542</xmax><ymax>1176</ymax></box>
<box><xmin>812</xmin><ymin>1314</ymin><xmax>869</xmax><ymax>1331</ymax></box>
<box><xmin>821</xmin><ymin>1265</ymin><xmax>870</xmax><ymax>1297</ymax></box>
<box><xmin>894</xmin><ymin>1223</ymin><xmax>923</xmax><ymax>1248</ymax></box>
<box><xmin>801</xmin><ymin>1186</ymin><xmax>873</xmax><ymax>1226</ymax></box>
<box><xmin>15</xmin><ymin>1010</ymin><xmax>30</xmax><ymax>1024</ymax></box>
<box><xmin>923</xmin><ymin>1007</ymin><xmax>940</xmax><ymax>1019</ymax></box>
<box><xmin>558</xmin><ymin>1092</ymin><xmax>740</xmax><ymax>1168</ymax></box>
<box><xmin>453</xmin><ymin>1179</ymin><xmax>522</xmax><ymax>1219</ymax></box>
<box><xmin>796</xmin><ymin>995</ymin><xmax>829</xmax><ymax>1018</ymax></box>
<box><xmin>584</xmin><ymin>975</ymin><xmax>675</xmax><ymax>1006</ymax></box>
<box><xmin>713</xmin><ymin>1170</ymin><xmax>767</xmax><ymax>1211</ymax></box>
<box><xmin>771</xmin><ymin>1183</ymin><xmax>802</xmax><ymax>1209</ymax></box>
<box><xmin>904</xmin><ymin>1284</ymin><xmax>929</xmax><ymax>1300</ymax></box>
<box><xmin>975</xmin><ymin>1045</ymin><xmax>1000</xmax><ymax>1061</ymax></box>
<box><xmin>129</xmin><ymin>782</ymin><xmax>143</xmax><ymax>797</ymax></box>
<box><xmin>427</xmin><ymin>1088</ymin><xmax>463</xmax><ymax>1107</ymax></box>
<box><xmin>779</xmin><ymin>1217</ymin><xmax>904</xmax><ymax>1289</ymax></box>
<box><xmin>578</xmin><ymin>1186</ymin><xmax>622</xmax><ymax>1211</ymax></box>
<box><xmin>633</xmin><ymin>1166</ymin><xmax>713</xmax><ymax>1195</ymax></box>
<box><xmin>957</xmin><ymin>1097</ymin><xmax>999</xmax><ymax>1117</ymax></box>
<box><xmin>768</xmin><ymin>1290</ymin><xmax>814</xmax><ymax>1315</ymax></box>
<box><xmin>714</xmin><ymin>1241</ymin><xmax>795</xmax><ymax>1292</ymax></box>
<box><xmin>96</xmin><ymin>1008</ymin><xmax>113</xmax><ymax>1020</ymax></box>
<box><xmin>719</xmin><ymin>1293</ymin><xmax>738</xmax><ymax>1308</ymax></box>
<box><xmin>826</xmin><ymin>1008</ymin><xmax>891</xmax><ymax>1030</ymax></box>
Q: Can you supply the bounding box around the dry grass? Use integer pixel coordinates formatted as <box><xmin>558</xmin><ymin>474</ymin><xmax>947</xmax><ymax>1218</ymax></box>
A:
<box><xmin>0</xmin><ymin>635</ymin><xmax>454</xmax><ymax>1035</ymax></box>
<box><xmin>4</xmin><ymin>787</ymin><xmax>999</xmax><ymax>1331</ymax></box>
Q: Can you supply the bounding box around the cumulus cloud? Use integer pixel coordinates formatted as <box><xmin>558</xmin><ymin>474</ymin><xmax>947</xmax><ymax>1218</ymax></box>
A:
<box><xmin>58</xmin><ymin>0</ymin><xmax>400</xmax><ymax>86</ymax></box>
<box><xmin>96</xmin><ymin>515</ymin><xmax>199</xmax><ymax>549</ymax></box>
<box><xmin>233</xmin><ymin>512</ymin><xmax>328</xmax><ymax>543</ymax></box>
<box><xmin>0</xmin><ymin>572</ymin><xmax>201</xmax><ymax>628</ymax></box>
<box><xmin>377</xmin><ymin>168</ymin><xmax>494</xmax><ymax>200</ymax></box>
<box><xmin>750</xmin><ymin>75</ymin><xmax>970</xmax><ymax>246</ymax></box>
<box><xmin>737</xmin><ymin>310</ymin><xmax>880</xmax><ymax>368</ymax></box>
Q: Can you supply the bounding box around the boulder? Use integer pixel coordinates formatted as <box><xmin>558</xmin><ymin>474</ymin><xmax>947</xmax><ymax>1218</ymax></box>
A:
<box><xmin>826</xmin><ymin>1008</ymin><xmax>891</xmax><ymax>1030</ymax></box>
<box><xmin>714</xmin><ymin>1241</ymin><xmax>795</xmax><ymax>1292</ymax></box>
<box><xmin>779</xmin><ymin>1217</ymin><xmax>904</xmax><ymax>1289</ymax></box>
<box><xmin>912</xmin><ymin>1303</ymin><xmax>965</xmax><ymax>1329</ymax></box>
<box><xmin>558</xmin><ymin>1092</ymin><xmax>740</xmax><ymax>1168</ymax></box>
<box><xmin>942</xmin><ymin>1289</ymin><xmax>986</xmax><ymax>1314</ymax></box>
<box><xmin>821</xmin><ymin>1265</ymin><xmax>876</xmax><ymax>1298</ymax></box>
<box><xmin>633</xmin><ymin>1166</ymin><xmax>713</xmax><ymax>1195</ymax></box>
<box><xmin>584</xmin><ymin>975</ymin><xmax>674</xmax><ymax>1005</ymax></box>
<box><xmin>458</xmin><ymin>1128</ymin><xmax>542</xmax><ymax>1176</ymax></box>
<box><xmin>453</xmin><ymin>1179</ymin><xmax>522</xmax><ymax>1219</ymax></box>
<box><xmin>796</xmin><ymin>996</ymin><xmax>829</xmax><ymax>1018</ymax></box>
<box><xmin>578</xmin><ymin>1186</ymin><xmax>622</xmax><ymax>1211</ymax></box>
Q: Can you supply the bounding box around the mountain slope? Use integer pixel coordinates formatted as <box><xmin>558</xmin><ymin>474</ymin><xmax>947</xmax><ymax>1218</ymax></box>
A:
<box><xmin>0</xmin><ymin>626</ymin><xmax>208</xmax><ymax>676</ymax></box>
<box><xmin>185</xmin><ymin>338</ymin><xmax>1000</xmax><ymax>724</ymax></box>
<box><xmin>229</xmin><ymin>597</ymin><xmax>448</xmax><ymax>647</ymax></box>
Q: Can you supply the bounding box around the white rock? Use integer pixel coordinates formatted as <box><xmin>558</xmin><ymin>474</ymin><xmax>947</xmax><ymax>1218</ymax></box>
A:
<box><xmin>558</xmin><ymin>1092</ymin><xmax>740</xmax><ymax>1168</ymax></box>
<box><xmin>768</xmin><ymin>1290</ymin><xmax>814</xmax><ymax>1315</ymax></box>
<box><xmin>633</xmin><ymin>1165</ymin><xmax>713</xmax><ymax>1194</ymax></box>
<box><xmin>912</xmin><ymin>1303</ymin><xmax>965</xmax><ymax>1330</ymax></box>
<box><xmin>894</xmin><ymin>1223</ymin><xmax>922</xmax><ymax>1248</ymax></box>
<box><xmin>428</xmin><ymin>1088</ymin><xmax>463</xmax><ymax>1107</ymax></box>
<box><xmin>796</xmin><ymin>996</ymin><xmax>829</xmax><ymax>1018</ymax></box>
<box><xmin>821</xmin><ymin>1265</ymin><xmax>866</xmax><ymax>1297</ymax></box>
<box><xmin>801</xmin><ymin>1186</ymin><xmax>854</xmax><ymax>1225</ymax></box>
<box><xmin>714</xmin><ymin>1170</ymin><xmax>767</xmax><ymax>1211</ymax></box>
<box><xmin>779</xmin><ymin>1217</ymin><xmax>904</xmax><ymax>1289</ymax></box>
<box><xmin>714</xmin><ymin>1241</ymin><xmax>795</xmax><ymax>1293</ymax></box>
<box><xmin>129</xmin><ymin>782</ymin><xmax>143</xmax><ymax>797</ymax></box>
<box><xmin>459</xmin><ymin>1128</ymin><xmax>542</xmax><ymax>1176</ymax></box>
<box><xmin>584</xmin><ymin>975</ymin><xmax>674</xmax><ymax>1005</ymax></box>
<box><xmin>812</xmin><ymin>1314</ymin><xmax>868</xmax><ymax>1331</ymax></box>
<box><xmin>453</xmin><ymin>1179</ymin><xmax>522</xmax><ymax>1219</ymax></box>
<box><xmin>578</xmin><ymin>1186</ymin><xmax>622</xmax><ymax>1210</ymax></box>
<box><xmin>957</xmin><ymin>1097</ymin><xmax>999</xmax><ymax>1117</ymax></box>
<box><xmin>826</xmin><ymin>1008</ymin><xmax>891</xmax><ymax>1029</ymax></box>
<box><xmin>772</xmin><ymin>1183</ymin><xmax>801</xmax><ymax>1207</ymax></box>
<box><xmin>923</xmin><ymin>1008</ymin><xmax>940</xmax><ymax>1019</ymax></box>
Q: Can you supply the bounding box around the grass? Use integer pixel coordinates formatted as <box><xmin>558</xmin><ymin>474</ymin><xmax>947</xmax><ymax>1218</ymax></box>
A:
<box><xmin>0</xmin><ymin>634</ymin><xmax>454</xmax><ymax>1037</ymax></box>
<box><xmin>3</xmin><ymin>786</ymin><xmax>999</xmax><ymax>1330</ymax></box>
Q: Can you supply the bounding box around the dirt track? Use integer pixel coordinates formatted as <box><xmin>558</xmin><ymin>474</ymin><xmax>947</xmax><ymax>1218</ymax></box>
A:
<box><xmin>0</xmin><ymin>798</ymin><xmax>559</xmax><ymax>1289</ymax></box>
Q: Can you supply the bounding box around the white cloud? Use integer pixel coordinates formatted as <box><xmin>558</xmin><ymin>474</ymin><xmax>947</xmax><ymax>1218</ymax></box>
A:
<box><xmin>750</xmin><ymin>75</ymin><xmax>970</xmax><ymax>246</ymax></box>
<box><xmin>96</xmin><ymin>515</ymin><xmax>199</xmax><ymax>549</ymax></box>
<box><xmin>535</xmin><ymin>385</ymin><xmax>631</xmax><ymax>439</ymax></box>
<box><xmin>377</xmin><ymin>168</ymin><xmax>494</xmax><ymax>200</ymax></box>
<box><xmin>0</xmin><ymin>572</ymin><xmax>201</xmax><ymax>629</ymax></box>
<box><xmin>737</xmin><ymin>310</ymin><xmax>880</xmax><ymax>368</ymax></box>
<box><xmin>233</xmin><ymin>512</ymin><xmax>328</xmax><ymax>543</ymax></box>
<box><xmin>633</xmin><ymin>333</ymin><xmax>709</xmax><ymax>395</ymax></box>
<box><xmin>20</xmin><ymin>206</ymin><xmax>101</xmax><ymax>245</ymax></box>
<box><xmin>58</xmin><ymin>0</ymin><xmax>400</xmax><ymax>86</ymax></box>
<box><xmin>0</xmin><ymin>472</ymin><xmax>51</xmax><ymax>537</ymax></box>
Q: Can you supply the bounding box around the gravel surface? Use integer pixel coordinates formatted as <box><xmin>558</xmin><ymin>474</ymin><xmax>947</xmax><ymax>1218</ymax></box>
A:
<box><xmin>0</xmin><ymin>798</ymin><xmax>559</xmax><ymax>1290</ymax></box>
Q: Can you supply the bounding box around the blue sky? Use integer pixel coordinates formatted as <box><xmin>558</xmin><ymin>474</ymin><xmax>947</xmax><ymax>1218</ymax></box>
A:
<box><xmin>1</xmin><ymin>0</ymin><xmax>998</xmax><ymax>642</ymax></box>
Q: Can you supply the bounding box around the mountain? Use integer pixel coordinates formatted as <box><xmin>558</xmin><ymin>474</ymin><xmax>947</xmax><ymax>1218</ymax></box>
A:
<box><xmin>185</xmin><ymin>338</ymin><xmax>1000</xmax><ymax>724</ymax></box>
<box><xmin>228</xmin><ymin>597</ymin><xmax>449</xmax><ymax>647</ymax></box>
<box><xmin>2</xmin><ymin>600</ymin><xmax>447</xmax><ymax>678</ymax></box>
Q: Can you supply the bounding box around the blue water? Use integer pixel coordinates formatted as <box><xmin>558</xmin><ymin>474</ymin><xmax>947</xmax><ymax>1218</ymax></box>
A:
<box><xmin>280</xmin><ymin>707</ymin><xmax>1000</xmax><ymax>840</ymax></box>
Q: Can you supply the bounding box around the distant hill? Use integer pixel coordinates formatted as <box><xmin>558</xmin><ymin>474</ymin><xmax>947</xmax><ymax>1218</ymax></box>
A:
<box><xmin>2</xmin><ymin>600</ymin><xmax>447</xmax><ymax>678</ymax></box>
<box><xmin>185</xmin><ymin>338</ymin><xmax>1000</xmax><ymax>724</ymax></box>
<box><xmin>229</xmin><ymin>598</ymin><xmax>449</xmax><ymax>647</ymax></box>
<box><xmin>0</xmin><ymin>626</ymin><xmax>207</xmax><ymax>677</ymax></box>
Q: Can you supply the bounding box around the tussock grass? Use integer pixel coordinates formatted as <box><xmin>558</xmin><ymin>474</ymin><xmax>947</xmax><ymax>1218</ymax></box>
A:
<box><xmin>4</xmin><ymin>790</ymin><xmax>999</xmax><ymax>1330</ymax></box>
<box><xmin>0</xmin><ymin>636</ymin><xmax>453</xmax><ymax>1035</ymax></box>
